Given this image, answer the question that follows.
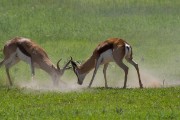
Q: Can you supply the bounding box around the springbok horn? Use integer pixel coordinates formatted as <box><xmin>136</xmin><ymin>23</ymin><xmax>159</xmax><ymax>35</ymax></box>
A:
<box><xmin>57</xmin><ymin>59</ymin><xmax>62</xmax><ymax>70</ymax></box>
<box><xmin>70</xmin><ymin>57</ymin><xmax>77</xmax><ymax>67</ymax></box>
<box><xmin>62</xmin><ymin>59</ymin><xmax>72</xmax><ymax>73</ymax></box>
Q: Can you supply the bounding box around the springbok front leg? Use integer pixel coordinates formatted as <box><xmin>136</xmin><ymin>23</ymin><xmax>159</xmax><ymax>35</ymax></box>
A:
<box><xmin>5</xmin><ymin>62</ymin><xmax>19</xmax><ymax>86</ymax></box>
<box><xmin>88</xmin><ymin>58</ymin><xmax>101</xmax><ymax>88</ymax></box>
<box><xmin>103</xmin><ymin>63</ymin><xmax>109</xmax><ymax>88</ymax></box>
<box><xmin>16</xmin><ymin>48</ymin><xmax>35</xmax><ymax>81</ymax></box>
<box><xmin>30</xmin><ymin>58</ymin><xmax>35</xmax><ymax>81</ymax></box>
<box><xmin>126</xmin><ymin>58</ymin><xmax>143</xmax><ymax>88</ymax></box>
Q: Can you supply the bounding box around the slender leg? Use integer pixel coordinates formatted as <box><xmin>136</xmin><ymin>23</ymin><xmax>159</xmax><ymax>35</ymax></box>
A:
<box><xmin>5</xmin><ymin>67</ymin><xmax>13</xmax><ymax>86</ymax></box>
<box><xmin>88</xmin><ymin>58</ymin><xmax>101</xmax><ymax>88</ymax></box>
<box><xmin>4</xmin><ymin>57</ymin><xmax>20</xmax><ymax>86</ymax></box>
<box><xmin>30</xmin><ymin>59</ymin><xmax>35</xmax><ymax>81</ymax></box>
<box><xmin>126</xmin><ymin>58</ymin><xmax>143</xmax><ymax>88</ymax></box>
<box><xmin>52</xmin><ymin>77</ymin><xmax>59</xmax><ymax>87</ymax></box>
<box><xmin>112</xmin><ymin>46</ymin><xmax>129</xmax><ymax>88</ymax></box>
<box><xmin>103</xmin><ymin>63</ymin><xmax>109</xmax><ymax>88</ymax></box>
<box><xmin>118</xmin><ymin>62</ymin><xmax>128</xmax><ymax>88</ymax></box>
<box><xmin>0</xmin><ymin>59</ymin><xmax>13</xmax><ymax>85</ymax></box>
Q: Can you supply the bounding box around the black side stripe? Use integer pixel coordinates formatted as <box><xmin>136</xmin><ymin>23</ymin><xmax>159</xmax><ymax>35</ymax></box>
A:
<box><xmin>96</xmin><ymin>42</ymin><xmax>113</xmax><ymax>55</ymax></box>
<box><xmin>17</xmin><ymin>44</ymin><xmax>31</xmax><ymax>57</ymax></box>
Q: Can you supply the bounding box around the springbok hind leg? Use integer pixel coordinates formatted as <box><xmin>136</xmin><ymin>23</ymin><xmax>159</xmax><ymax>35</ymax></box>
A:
<box><xmin>5</xmin><ymin>67</ymin><xmax>13</xmax><ymax>86</ymax></box>
<box><xmin>103</xmin><ymin>63</ymin><xmax>109</xmax><ymax>88</ymax></box>
<box><xmin>0</xmin><ymin>58</ymin><xmax>13</xmax><ymax>86</ymax></box>
<box><xmin>0</xmin><ymin>60</ymin><xmax>12</xmax><ymax>85</ymax></box>
<box><xmin>113</xmin><ymin>55</ymin><xmax>128</xmax><ymax>88</ymax></box>
<box><xmin>4</xmin><ymin>57</ymin><xmax>20</xmax><ymax>86</ymax></box>
<box><xmin>113</xmin><ymin>47</ymin><xmax>129</xmax><ymax>88</ymax></box>
<box><xmin>117</xmin><ymin>62</ymin><xmax>129</xmax><ymax>89</ymax></box>
<box><xmin>126</xmin><ymin>58</ymin><xmax>143</xmax><ymax>88</ymax></box>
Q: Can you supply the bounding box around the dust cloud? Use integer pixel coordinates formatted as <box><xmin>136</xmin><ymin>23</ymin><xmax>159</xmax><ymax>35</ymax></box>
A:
<box><xmin>17</xmin><ymin>79</ymin><xmax>85</xmax><ymax>92</ymax></box>
<box><xmin>117</xmin><ymin>68</ymin><xmax>180</xmax><ymax>88</ymax></box>
<box><xmin>17</xmin><ymin>68</ymin><xmax>180</xmax><ymax>92</ymax></box>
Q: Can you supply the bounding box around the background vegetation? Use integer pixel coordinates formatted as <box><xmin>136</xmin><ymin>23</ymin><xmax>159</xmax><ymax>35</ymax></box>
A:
<box><xmin>0</xmin><ymin>0</ymin><xmax>179</xmax><ymax>119</ymax></box>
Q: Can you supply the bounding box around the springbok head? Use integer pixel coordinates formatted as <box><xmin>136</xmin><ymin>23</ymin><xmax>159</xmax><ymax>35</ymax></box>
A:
<box><xmin>70</xmin><ymin>57</ymin><xmax>86</xmax><ymax>85</ymax></box>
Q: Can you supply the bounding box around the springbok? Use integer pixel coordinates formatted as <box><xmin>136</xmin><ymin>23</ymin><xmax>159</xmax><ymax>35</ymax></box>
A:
<box><xmin>71</xmin><ymin>38</ymin><xmax>143</xmax><ymax>88</ymax></box>
<box><xmin>0</xmin><ymin>37</ymin><xmax>71</xmax><ymax>86</ymax></box>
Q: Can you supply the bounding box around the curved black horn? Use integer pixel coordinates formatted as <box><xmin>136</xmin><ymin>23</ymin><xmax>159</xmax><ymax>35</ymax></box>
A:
<box><xmin>70</xmin><ymin>56</ymin><xmax>73</xmax><ymax>61</ymax></box>
<box><xmin>71</xmin><ymin>60</ymin><xmax>77</xmax><ymax>67</ymax></box>
<box><xmin>57</xmin><ymin>59</ymin><xmax>62</xmax><ymax>70</ymax></box>
<box><xmin>62</xmin><ymin>58</ymin><xmax>72</xmax><ymax>73</ymax></box>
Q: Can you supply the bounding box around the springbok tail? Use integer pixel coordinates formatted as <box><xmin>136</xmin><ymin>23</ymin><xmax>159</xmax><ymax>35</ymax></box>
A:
<box><xmin>124</xmin><ymin>43</ymin><xmax>132</xmax><ymax>59</ymax></box>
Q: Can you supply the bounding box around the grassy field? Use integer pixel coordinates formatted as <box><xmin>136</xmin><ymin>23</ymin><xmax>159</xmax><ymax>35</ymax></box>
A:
<box><xmin>0</xmin><ymin>0</ymin><xmax>180</xmax><ymax>119</ymax></box>
<box><xmin>0</xmin><ymin>87</ymin><xmax>179</xmax><ymax>119</ymax></box>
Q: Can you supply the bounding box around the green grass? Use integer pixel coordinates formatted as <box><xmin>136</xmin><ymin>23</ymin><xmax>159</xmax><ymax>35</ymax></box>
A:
<box><xmin>0</xmin><ymin>0</ymin><xmax>179</xmax><ymax>82</ymax></box>
<box><xmin>0</xmin><ymin>0</ymin><xmax>180</xmax><ymax>119</ymax></box>
<box><xmin>0</xmin><ymin>87</ymin><xmax>179</xmax><ymax>119</ymax></box>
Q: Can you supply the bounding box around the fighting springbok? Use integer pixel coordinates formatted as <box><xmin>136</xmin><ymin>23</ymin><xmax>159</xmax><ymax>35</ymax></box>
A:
<box><xmin>71</xmin><ymin>38</ymin><xmax>143</xmax><ymax>88</ymax></box>
<box><xmin>0</xmin><ymin>37</ymin><xmax>71</xmax><ymax>86</ymax></box>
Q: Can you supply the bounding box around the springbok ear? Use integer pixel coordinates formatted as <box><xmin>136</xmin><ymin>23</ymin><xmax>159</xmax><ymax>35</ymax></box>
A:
<box><xmin>75</xmin><ymin>60</ymin><xmax>82</xmax><ymax>65</ymax></box>
<box><xmin>65</xmin><ymin>63</ymin><xmax>72</xmax><ymax>70</ymax></box>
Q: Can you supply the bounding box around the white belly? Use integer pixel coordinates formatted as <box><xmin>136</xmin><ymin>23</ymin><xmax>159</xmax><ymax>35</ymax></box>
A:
<box><xmin>16</xmin><ymin>48</ymin><xmax>31</xmax><ymax>64</ymax></box>
<box><xmin>99</xmin><ymin>49</ymin><xmax>114</xmax><ymax>64</ymax></box>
